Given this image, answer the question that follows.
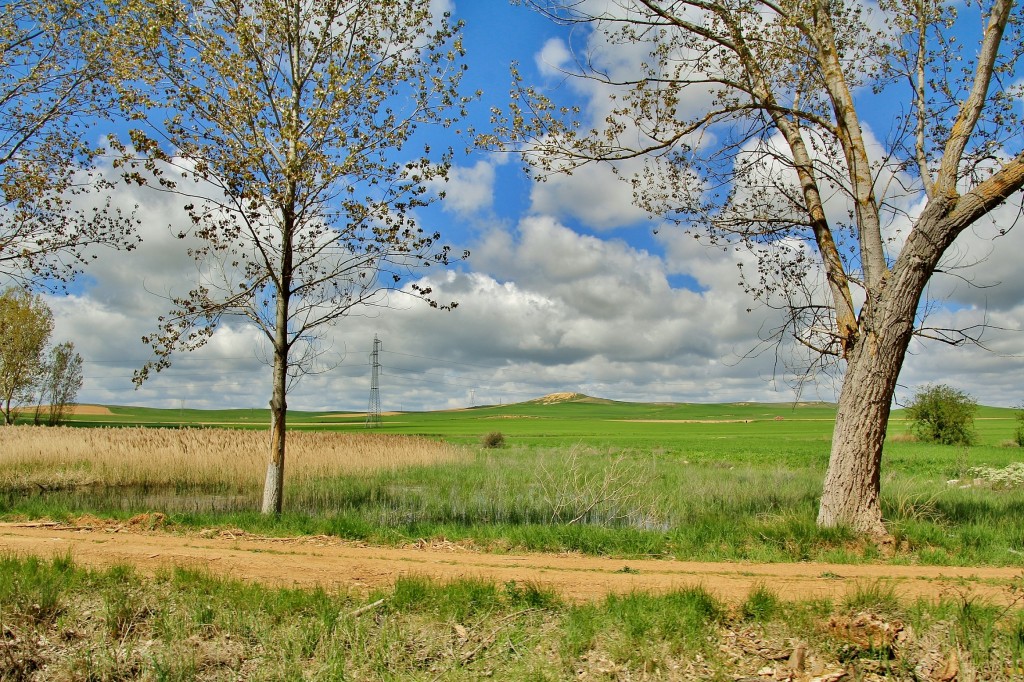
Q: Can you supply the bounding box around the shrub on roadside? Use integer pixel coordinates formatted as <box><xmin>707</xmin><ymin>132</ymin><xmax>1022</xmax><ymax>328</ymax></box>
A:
<box><xmin>1015</xmin><ymin>404</ymin><xmax>1024</xmax><ymax>447</ymax></box>
<box><xmin>905</xmin><ymin>384</ymin><xmax>977</xmax><ymax>446</ymax></box>
<box><xmin>481</xmin><ymin>431</ymin><xmax>505</xmax><ymax>448</ymax></box>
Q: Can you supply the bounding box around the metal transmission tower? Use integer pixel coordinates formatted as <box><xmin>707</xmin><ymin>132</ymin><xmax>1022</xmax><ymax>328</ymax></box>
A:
<box><xmin>365</xmin><ymin>335</ymin><xmax>382</xmax><ymax>428</ymax></box>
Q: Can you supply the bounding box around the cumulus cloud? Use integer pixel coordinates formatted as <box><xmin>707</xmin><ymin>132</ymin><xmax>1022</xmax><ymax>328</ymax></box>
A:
<box><xmin>927</xmin><ymin>198</ymin><xmax>1024</xmax><ymax>312</ymax></box>
<box><xmin>42</xmin><ymin>159</ymin><xmax>1022</xmax><ymax>411</ymax></box>
<box><xmin>520</xmin><ymin>5</ymin><xmax>737</xmax><ymax>231</ymax></box>
<box><xmin>433</xmin><ymin>159</ymin><xmax>497</xmax><ymax>217</ymax></box>
<box><xmin>897</xmin><ymin>302</ymin><xmax>1024</xmax><ymax>407</ymax></box>
<box><xmin>528</xmin><ymin>159</ymin><xmax>652</xmax><ymax>230</ymax></box>
<box><xmin>406</xmin><ymin>215</ymin><xmax>793</xmax><ymax>399</ymax></box>
<box><xmin>535</xmin><ymin>38</ymin><xmax>572</xmax><ymax>79</ymax></box>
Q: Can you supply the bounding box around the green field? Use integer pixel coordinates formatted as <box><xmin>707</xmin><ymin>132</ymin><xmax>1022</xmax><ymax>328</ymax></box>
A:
<box><xmin>60</xmin><ymin>396</ymin><xmax>1017</xmax><ymax>448</ymax></box>
<box><xmin>5</xmin><ymin>395</ymin><xmax>1024</xmax><ymax>566</ymax></box>
<box><xmin>5</xmin><ymin>397</ymin><xmax>1024</xmax><ymax>679</ymax></box>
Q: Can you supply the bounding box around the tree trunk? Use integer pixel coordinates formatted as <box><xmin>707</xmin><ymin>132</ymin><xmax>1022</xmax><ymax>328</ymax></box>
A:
<box><xmin>260</xmin><ymin>23</ymin><xmax>301</xmax><ymax>517</ymax></box>
<box><xmin>261</xmin><ymin>403</ymin><xmax>286</xmax><ymax>514</ymax></box>
<box><xmin>261</xmin><ymin>283</ymin><xmax>291</xmax><ymax>514</ymax></box>
<box><xmin>817</xmin><ymin>223</ymin><xmax>944</xmax><ymax>534</ymax></box>
<box><xmin>261</xmin><ymin>343</ymin><xmax>288</xmax><ymax>514</ymax></box>
<box><xmin>816</xmin><ymin>333</ymin><xmax>908</xmax><ymax>535</ymax></box>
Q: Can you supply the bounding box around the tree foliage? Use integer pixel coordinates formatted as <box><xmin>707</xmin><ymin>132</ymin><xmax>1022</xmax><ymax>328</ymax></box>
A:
<box><xmin>1015</xmin><ymin>404</ymin><xmax>1024</xmax><ymax>447</ymax></box>
<box><xmin>0</xmin><ymin>288</ymin><xmax>82</xmax><ymax>425</ymax></box>
<box><xmin>905</xmin><ymin>384</ymin><xmax>978</xmax><ymax>446</ymax></box>
<box><xmin>113</xmin><ymin>0</ymin><xmax>472</xmax><ymax>513</ymax></box>
<box><xmin>0</xmin><ymin>287</ymin><xmax>53</xmax><ymax>423</ymax></box>
<box><xmin>0</xmin><ymin>0</ymin><xmax>138</xmax><ymax>288</ymax></box>
<box><xmin>33</xmin><ymin>340</ymin><xmax>83</xmax><ymax>426</ymax></box>
<box><xmin>495</xmin><ymin>0</ymin><xmax>1024</xmax><ymax>534</ymax></box>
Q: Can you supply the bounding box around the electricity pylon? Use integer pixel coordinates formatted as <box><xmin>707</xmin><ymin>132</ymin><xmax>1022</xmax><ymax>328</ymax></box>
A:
<box><xmin>365</xmin><ymin>335</ymin><xmax>382</xmax><ymax>428</ymax></box>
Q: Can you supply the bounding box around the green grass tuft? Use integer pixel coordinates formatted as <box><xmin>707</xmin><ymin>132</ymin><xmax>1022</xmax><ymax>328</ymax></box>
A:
<box><xmin>843</xmin><ymin>579</ymin><xmax>901</xmax><ymax>615</ymax></box>
<box><xmin>742</xmin><ymin>582</ymin><xmax>782</xmax><ymax>621</ymax></box>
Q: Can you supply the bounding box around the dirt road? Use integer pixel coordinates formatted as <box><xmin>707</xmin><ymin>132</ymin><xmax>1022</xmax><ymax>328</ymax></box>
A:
<box><xmin>1</xmin><ymin>521</ymin><xmax>1020</xmax><ymax>605</ymax></box>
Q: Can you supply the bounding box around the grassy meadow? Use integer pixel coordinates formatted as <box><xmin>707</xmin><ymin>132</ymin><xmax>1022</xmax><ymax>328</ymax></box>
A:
<box><xmin>2</xmin><ymin>395</ymin><xmax>1024</xmax><ymax>565</ymax></box>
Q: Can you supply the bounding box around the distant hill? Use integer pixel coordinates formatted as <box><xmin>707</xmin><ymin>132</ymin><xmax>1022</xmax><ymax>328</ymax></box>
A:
<box><xmin>524</xmin><ymin>392</ymin><xmax>623</xmax><ymax>406</ymax></box>
<box><xmin>521</xmin><ymin>393</ymin><xmax>837</xmax><ymax>409</ymax></box>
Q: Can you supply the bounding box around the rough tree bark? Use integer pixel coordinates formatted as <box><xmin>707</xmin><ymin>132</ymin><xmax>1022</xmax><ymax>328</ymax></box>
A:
<box><xmin>818</xmin><ymin>268</ymin><xmax>925</xmax><ymax>534</ymax></box>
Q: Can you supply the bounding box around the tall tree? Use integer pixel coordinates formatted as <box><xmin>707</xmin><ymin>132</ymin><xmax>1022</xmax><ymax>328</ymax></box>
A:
<box><xmin>0</xmin><ymin>287</ymin><xmax>53</xmax><ymax>423</ymax></box>
<box><xmin>33</xmin><ymin>340</ymin><xmax>83</xmax><ymax>425</ymax></box>
<box><xmin>494</xmin><ymin>0</ymin><xmax>1024</xmax><ymax>534</ymax></box>
<box><xmin>1</xmin><ymin>0</ymin><xmax>138</xmax><ymax>288</ymax></box>
<box><xmin>114</xmin><ymin>0</ymin><xmax>472</xmax><ymax>514</ymax></box>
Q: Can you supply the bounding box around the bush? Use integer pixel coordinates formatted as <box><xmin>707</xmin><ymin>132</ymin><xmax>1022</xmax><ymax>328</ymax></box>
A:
<box><xmin>1015</xmin><ymin>404</ymin><xmax>1024</xmax><ymax>447</ymax></box>
<box><xmin>905</xmin><ymin>384</ymin><xmax>977</xmax><ymax>446</ymax></box>
<box><xmin>481</xmin><ymin>431</ymin><xmax>505</xmax><ymax>448</ymax></box>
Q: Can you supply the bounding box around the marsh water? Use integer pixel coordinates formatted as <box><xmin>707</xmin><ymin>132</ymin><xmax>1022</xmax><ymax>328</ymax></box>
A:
<box><xmin>3</xmin><ymin>485</ymin><xmax>260</xmax><ymax>515</ymax></box>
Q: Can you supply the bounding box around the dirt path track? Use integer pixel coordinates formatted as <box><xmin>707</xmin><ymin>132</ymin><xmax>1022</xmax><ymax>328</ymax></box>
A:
<box><xmin>1</xmin><ymin>522</ymin><xmax>1020</xmax><ymax>605</ymax></box>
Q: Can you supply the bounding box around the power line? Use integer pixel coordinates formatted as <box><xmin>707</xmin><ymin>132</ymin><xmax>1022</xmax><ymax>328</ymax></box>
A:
<box><xmin>380</xmin><ymin>349</ymin><xmax>559</xmax><ymax>385</ymax></box>
<box><xmin>380</xmin><ymin>367</ymin><xmax>557</xmax><ymax>401</ymax></box>
<box><xmin>381</xmin><ymin>349</ymin><xmax>507</xmax><ymax>371</ymax></box>
<box><xmin>75</xmin><ymin>341</ymin><xmax>593</xmax><ymax>408</ymax></box>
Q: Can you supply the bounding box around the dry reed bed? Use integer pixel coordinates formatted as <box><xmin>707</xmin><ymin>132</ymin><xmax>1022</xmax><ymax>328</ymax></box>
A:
<box><xmin>1</xmin><ymin>426</ymin><xmax>464</xmax><ymax>490</ymax></box>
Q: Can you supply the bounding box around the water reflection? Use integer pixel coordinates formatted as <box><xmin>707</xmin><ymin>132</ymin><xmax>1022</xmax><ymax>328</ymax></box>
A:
<box><xmin>3</xmin><ymin>485</ymin><xmax>259</xmax><ymax>514</ymax></box>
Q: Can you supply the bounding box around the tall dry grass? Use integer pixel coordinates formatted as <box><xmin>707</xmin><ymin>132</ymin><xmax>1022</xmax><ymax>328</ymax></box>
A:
<box><xmin>1</xmin><ymin>426</ymin><xmax>465</xmax><ymax>491</ymax></box>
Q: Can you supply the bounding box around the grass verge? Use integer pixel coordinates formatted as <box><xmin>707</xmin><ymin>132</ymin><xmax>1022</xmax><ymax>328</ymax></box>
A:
<box><xmin>1</xmin><ymin>554</ymin><xmax>1022</xmax><ymax>680</ymax></box>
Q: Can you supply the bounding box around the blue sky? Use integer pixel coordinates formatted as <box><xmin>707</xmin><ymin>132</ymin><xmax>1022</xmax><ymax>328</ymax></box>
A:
<box><xmin>37</xmin><ymin>0</ymin><xmax>1024</xmax><ymax>412</ymax></box>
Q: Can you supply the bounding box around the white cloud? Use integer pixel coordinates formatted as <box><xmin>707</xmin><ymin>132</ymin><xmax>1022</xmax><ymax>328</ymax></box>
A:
<box><xmin>927</xmin><ymin>198</ymin><xmax>1024</xmax><ymax>311</ymax></box>
<box><xmin>897</xmin><ymin>303</ymin><xmax>1024</xmax><ymax>407</ymax></box>
<box><xmin>528</xmin><ymin>158</ymin><xmax>652</xmax><ymax>230</ymax></box>
<box><xmin>535</xmin><ymin>38</ymin><xmax>572</xmax><ymax>79</ymax></box>
<box><xmin>41</xmin><ymin>160</ymin><xmax>1023</xmax><ymax>412</ymax></box>
<box><xmin>435</xmin><ymin>159</ymin><xmax>496</xmax><ymax>217</ymax></box>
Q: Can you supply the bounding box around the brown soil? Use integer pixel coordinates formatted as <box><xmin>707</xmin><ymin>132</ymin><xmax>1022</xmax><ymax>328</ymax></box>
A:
<box><xmin>320</xmin><ymin>411</ymin><xmax>402</xmax><ymax>418</ymax></box>
<box><xmin>1</xmin><ymin>520</ymin><xmax>1019</xmax><ymax>605</ymax></box>
<box><xmin>614</xmin><ymin>418</ymin><xmax>836</xmax><ymax>423</ymax></box>
<box><xmin>67</xmin><ymin>404</ymin><xmax>114</xmax><ymax>416</ymax></box>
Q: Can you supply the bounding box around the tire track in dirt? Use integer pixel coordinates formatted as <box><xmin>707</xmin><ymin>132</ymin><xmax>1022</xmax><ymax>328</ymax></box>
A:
<box><xmin>1</xmin><ymin>523</ymin><xmax>1020</xmax><ymax>605</ymax></box>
